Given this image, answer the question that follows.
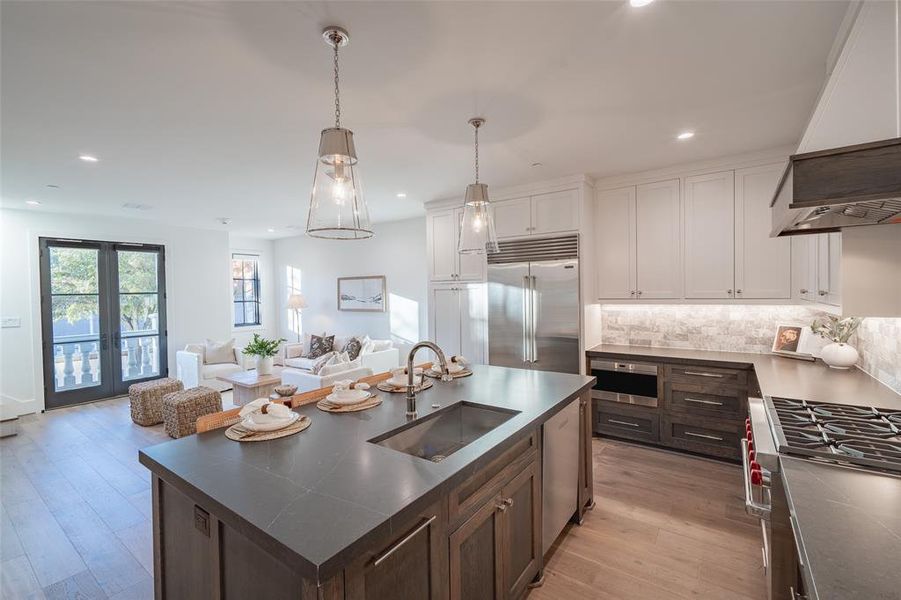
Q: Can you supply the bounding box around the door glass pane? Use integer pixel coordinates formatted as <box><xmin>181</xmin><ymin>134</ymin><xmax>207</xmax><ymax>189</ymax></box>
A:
<box><xmin>117</xmin><ymin>249</ymin><xmax>162</xmax><ymax>382</ymax></box>
<box><xmin>48</xmin><ymin>247</ymin><xmax>102</xmax><ymax>391</ymax></box>
<box><xmin>243</xmin><ymin>280</ymin><xmax>255</xmax><ymax>300</ymax></box>
<box><xmin>121</xmin><ymin>335</ymin><xmax>160</xmax><ymax>381</ymax></box>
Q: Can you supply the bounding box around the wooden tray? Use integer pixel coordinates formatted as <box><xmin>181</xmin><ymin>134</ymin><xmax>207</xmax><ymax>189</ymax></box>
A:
<box><xmin>376</xmin><ymin>379</ymin><xmax>434</xmax><ymax>394</ymax></box>
<box><xmin>424</xmin><ymin>368</ymin><xmax>472</xmax><ymax>379</ymax></box>
<box><xmin>225</xmin><ymin>415</ymin><xmax>311</xmax><ymax>442</ymax></box>
<box><xmin>317</xmin><ymin>394</ymin><xmax>382</xmax><ymax>413</ymax></box>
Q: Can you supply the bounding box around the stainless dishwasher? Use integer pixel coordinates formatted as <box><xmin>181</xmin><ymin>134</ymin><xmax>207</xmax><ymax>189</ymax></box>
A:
<box><xmin>541</xmin><ymin>398</ymin><xmax>580</xmax><ymax>555</ymax></box>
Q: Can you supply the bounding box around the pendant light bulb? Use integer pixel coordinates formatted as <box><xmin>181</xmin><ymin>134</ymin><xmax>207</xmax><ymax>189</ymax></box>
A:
<box><xmin>458</xmin><ymin>117</ymin><xmax>499</xmax><ymax>255</ymax></box>
<box><xmin>306</xmin><ymin>26</ymin><xmax>373</xmax><ymax>240</ymax></box>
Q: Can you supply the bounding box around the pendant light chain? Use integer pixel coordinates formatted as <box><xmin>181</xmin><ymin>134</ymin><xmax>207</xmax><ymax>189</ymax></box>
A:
<box><xmin>333</xmin><ymin>38</ymin><xmax>341</xmax><ymax>129</ymax></box>
<box><xmin>474</xmin><ymin>123</ymin><xmax>479</xmax><ymax>183</ymax></box>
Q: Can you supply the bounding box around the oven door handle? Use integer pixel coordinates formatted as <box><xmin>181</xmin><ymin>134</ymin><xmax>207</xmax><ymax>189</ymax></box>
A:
<box><xmin>741</xmin><ymin>438</ymin><xmax>772</xmax><ymax>521</ymax></box>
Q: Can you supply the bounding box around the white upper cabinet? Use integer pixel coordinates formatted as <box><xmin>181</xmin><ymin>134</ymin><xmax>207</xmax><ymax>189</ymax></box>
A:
<box><xmin>635</xmin><ymin>179</ymin><xmax>682</xmax><ymax>299</ymax></box>
<box><xmin>594</xmin><ymin>187</ymin><xmax>636</xmax><ymax>299</ymax></box>
<box><xmin>792</xmin><ymin>235</ymin><xmax>818</xmax><ymax>302</ymax></box>
<box><xmin>734</xmin><ymin>165</ymin><xmax>791</xmax><ymax>299</ymax></box>
<box><xmin>427</xmin><ymin>207</ymin><xmax>486</xmax><ymax>282</ymax></box>
<box><xmin>684</xmin><ymin>171</ymin><xmax>735</xmax><ymax>299</ymax></box>
<box><xmin>817</xmin><ymin>233</ymin><xmax>842</xmax><ymax>306</ymax></box>
<box><xmin>429</xmin><ymin>283</ymin><xmax>486</xmax><ymax>364</ymax></box>
<box><xmin>492</xmin><ymin>189</ymin><xmax>580</xmax><ymax>239</ymax></box>
<box><xmin>492</xmin><ymin>197</ymin><xmax>532</xmax><ymax>238</ymax></box>
<box><xmin>531</xmin><ymin>189</ymin><xmax>580</xmax><ymax>235</ymax></box>
<box><xmin>430</xmin><ymin>284</ymin><xmax>461</xmax><ymax>353</ymax></box>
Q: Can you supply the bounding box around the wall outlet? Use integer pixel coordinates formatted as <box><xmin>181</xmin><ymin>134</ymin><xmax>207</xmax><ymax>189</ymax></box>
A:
<box><xmin>0</xmin><ymin>318</ymin><xmax>21</xmax><ymax>328</ymax></box>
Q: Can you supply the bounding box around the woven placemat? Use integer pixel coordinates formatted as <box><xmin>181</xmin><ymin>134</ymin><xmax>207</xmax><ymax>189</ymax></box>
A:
<box><xmin>376</xmin><ymin>379</ymin><xmax>434</xmax><ymax>394</ymax></box>
<box><xmin>225</xmin><ymin>415</ymin><xmax>311</xmax><ymax>442</ymax></box>
<box><xmin>424</xmin><ymin>368</ymin><xmax>472</xmax><ymax>379</ymax></box>
<box><xmin>316</xmin><ymin>394</ymin><xmax>383</xmax><ymax>413</ymax></box>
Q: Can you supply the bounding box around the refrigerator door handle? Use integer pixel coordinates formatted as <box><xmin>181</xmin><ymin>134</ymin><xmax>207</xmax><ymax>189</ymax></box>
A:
<box><xmin>522</xmin><ymin>275</ymin><xmax>531</xmax><ymax>363</ymax></box>
<box><xmin>530</xmin><ymin>275</ymin><xmax>538</xmax><ymax>363</ymax></box>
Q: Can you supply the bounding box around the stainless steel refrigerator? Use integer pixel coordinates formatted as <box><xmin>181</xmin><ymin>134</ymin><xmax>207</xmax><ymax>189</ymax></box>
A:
<box><xmin>487</xmin><ymin>235</ymin><xmax>580</xmax><ymax>374</ymax></box>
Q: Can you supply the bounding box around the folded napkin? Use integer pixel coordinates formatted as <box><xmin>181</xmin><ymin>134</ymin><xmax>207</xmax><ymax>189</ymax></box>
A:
<box><xmin>239</xmin><ymin>398</ymin><xmax>293</xmax><ymax>420</ymax></box>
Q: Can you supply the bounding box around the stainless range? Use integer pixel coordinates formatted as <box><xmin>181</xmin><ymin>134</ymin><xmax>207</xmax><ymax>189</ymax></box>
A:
<box><xmin>744</xmin><ymin>396</ymin><xmax>901</xmax><ymax>600</ymax></box>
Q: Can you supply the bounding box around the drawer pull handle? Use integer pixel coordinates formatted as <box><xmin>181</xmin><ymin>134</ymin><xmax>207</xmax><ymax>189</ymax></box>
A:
<box><xmin>683</xmin><ymin>371</ymin><xmax>723</xmax><ymax>378</ymax></box>
<box><xmin>372</xmin><ymin>515</ymin><xmax>437</xmax><ymax>566</ymax></box>
<box><xmin>608</xmin><ymin>418</ymin><xmax>640</xmax><ymax>428</ymax></box>
<box><xmin>685</xmin><ymin>431</ymin><xmax>723</xmax><ymax>442</ymax></box>
<box><xmin>685</xmin><ymin>397</ymin><xmax>724</xmax><ymax>406</ymax></box>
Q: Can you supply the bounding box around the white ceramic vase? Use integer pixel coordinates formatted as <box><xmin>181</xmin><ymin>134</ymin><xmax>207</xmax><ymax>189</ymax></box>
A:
<box><xmin>256</xmin><ymin>356</ymin><xmax>274</xmax><ymax>375</ymax></box>
<box><xmin>820</xmin><ymin>342</ymin><xmax>859</xmax><ymax>370</ymax></box>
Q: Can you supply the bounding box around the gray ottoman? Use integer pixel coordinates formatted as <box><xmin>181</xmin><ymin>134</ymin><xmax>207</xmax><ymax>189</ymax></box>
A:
<box><xmin>129</xmin><ymin>377</ymin><xmax>183</xmax><ymax>426</ymax></box>
<box><xmin>162</xmin><ymin>386</ymin><xmax>222</xmax><ymax>438</ymax></box>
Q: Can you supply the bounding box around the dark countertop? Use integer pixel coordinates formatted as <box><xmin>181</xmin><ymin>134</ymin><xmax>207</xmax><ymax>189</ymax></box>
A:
<box><xmin>780</xmin><ymin>457</ymin><xmax>901</xmax><ymax>600</ymax></box>
<box><xmin>586</xmin><ymin>343</ymin><xmax>901</xmax><ymax>409</ymax></box>
<box><xmin>139</xmin><ymin>365</ymin><xmax>594</xmax><ymax>582</ymax></box>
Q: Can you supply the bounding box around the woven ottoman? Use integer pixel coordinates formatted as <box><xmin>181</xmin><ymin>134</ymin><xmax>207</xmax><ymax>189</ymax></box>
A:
<box><xmin>162</xmin><ymin>386</ymin><xmax>222</xmax><ymax>439</ymax></box>
<box><xmin>129</xmin><ymin>378</ymin><xmax>183</xmax><ymax>426</ymax></box>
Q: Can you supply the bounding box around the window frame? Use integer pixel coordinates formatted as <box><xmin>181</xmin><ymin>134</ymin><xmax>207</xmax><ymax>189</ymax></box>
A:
<box><xmin>232</xmin><ymin>253</ymin><xmax>262</xmax><ymax>328</ymax></box>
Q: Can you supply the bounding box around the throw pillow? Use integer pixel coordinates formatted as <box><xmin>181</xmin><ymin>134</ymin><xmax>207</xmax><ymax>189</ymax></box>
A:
<box><xmin>341</xmin><ymin>337</ymin><xmax>363</xmax><ymax>361</ymax></box>
<box><xmin>307</xmin><ymin>333</ymin><xmax>335</xmax><ymax>358</ymax></box>
<box><xmin>310</xmin><ymin>351</ymin><xmax>336</xmax><ymax>374</ymax></box>
<box><xmin>369</xmin><ymin>339</ymin><xmax>394</xmax><ymax>353</ymax></box>
<box><xmin>319</xmin><ymin>356</ymin><xmax>361</xmax><ymax>377</ymax></box>
<box><xmin>204</xmin><ymin>339</ymin><xmax>236</xmax><ymax>364</ymax></box>
<box><xmin>286</xmin><ymin>344</ymin><xmax>304</xmax><ymax>359</ymax></box>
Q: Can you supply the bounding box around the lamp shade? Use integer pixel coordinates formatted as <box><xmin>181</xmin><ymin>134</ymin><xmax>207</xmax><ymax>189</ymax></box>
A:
<box><xmin>458</xmin><ymin>183</ymin><xmax>499</xmax><ymax>254</ymax></box>
<box><xmin>287</xmin><ymin>293</ymin><xmax>308</xmax><ymax>310</ymax></box>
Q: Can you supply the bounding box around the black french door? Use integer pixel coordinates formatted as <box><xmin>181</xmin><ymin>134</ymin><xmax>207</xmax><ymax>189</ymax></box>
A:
<box><xmin>39</xmin><ymin>238</ymin><xmax>168</xmax><ymax>409</ymax></box>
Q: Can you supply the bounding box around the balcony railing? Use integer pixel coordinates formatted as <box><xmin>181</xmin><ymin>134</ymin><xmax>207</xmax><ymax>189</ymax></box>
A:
<box><xmin>52</xmin><ymin>335</ymin><xmax>160</xmax><ymax>392</ymax></box>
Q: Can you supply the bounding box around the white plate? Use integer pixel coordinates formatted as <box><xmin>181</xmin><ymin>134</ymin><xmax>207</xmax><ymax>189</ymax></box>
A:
<box><xmin>241</xmin><ymin>412</ymin><xmax>300</xmax><ymax>432</ymax></box>
<box><xmin>447</xmin><ymin>363</ymin><xmax>465</xmax><ymax>374</ymax></box>
<box><xmin>387</xmin><ymin>376</ymin><xmax>422</xmax><ymax>388</ymax></box>
<box><xmin>326</xmin><ymin>389</ymin><xmax>371</xmax><ymax>406</ymax></box>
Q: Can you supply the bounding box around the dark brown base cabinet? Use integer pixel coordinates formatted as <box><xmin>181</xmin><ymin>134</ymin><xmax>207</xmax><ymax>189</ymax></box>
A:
<box><xmin>151</xmin><ymin>415</ymin><xmax>590</xmax><ymax>600</ymax></box>
<box><xmin>588</xmin><ymin>354</ymin><xmax>752</xmax><ymax>461</ymax></box>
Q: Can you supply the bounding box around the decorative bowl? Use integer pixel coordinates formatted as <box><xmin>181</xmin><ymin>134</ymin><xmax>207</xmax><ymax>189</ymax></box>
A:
<box><xmin>273</xmin><ymin>384</ymin><xmax>298</xmax><ymax>397</ymax></box>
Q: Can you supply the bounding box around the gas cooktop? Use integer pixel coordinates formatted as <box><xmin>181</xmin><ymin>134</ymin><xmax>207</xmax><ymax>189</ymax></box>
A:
<box><xmin>766</xmin><ymin>397</ymin><xmax>901</xmax><ymax>475</ymax></box>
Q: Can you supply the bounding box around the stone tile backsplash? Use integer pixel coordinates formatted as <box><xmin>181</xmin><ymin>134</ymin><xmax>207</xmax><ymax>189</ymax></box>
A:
<box><xmin>599</xmin><ymin>305</ymin><xmax>900</xmax><ymax>394</ymax></box>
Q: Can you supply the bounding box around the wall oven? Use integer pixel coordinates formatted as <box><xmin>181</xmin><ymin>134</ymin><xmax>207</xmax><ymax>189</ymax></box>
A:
<box><xmin>589</xmin><ymin>360</ymin><xmax>658</xmax><ymax>408</ymax></box>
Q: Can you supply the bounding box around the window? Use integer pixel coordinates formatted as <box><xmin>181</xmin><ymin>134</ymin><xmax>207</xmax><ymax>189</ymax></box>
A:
<box><xmin>232</xmin><ymin>253</ymin><xmax>261</xmax><ymax>327</ymax></box>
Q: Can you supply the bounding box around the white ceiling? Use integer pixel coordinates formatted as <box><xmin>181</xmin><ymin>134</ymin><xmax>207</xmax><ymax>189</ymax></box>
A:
<box><xmin>1</xmin><ymin>1</ymin><xmax>849</xmax><ymax>238</ymax></box>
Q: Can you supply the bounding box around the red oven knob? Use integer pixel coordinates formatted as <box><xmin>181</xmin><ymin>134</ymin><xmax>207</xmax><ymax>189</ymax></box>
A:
<box><xmin>748</xmin><ymin>448</ymin><xmax>756</xmax><ymax>463</ymax></box>
<box><xmin>745</xmin><ymin>417</ymin><xmax>751</xmax><ymax>427</ymax></box>
<box><xmin>751</xmin><ymin>468</ymin><xmax>763</xmax><ymax>486</ymax></box>
<box><xmin>747</xmin><ymin>439</ymin><xmax>754</xmax><ymax>454</ymax></box>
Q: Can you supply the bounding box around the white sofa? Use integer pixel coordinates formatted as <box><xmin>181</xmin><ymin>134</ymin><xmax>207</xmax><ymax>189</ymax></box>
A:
<box><xmin>176</xmin><ymin>343</ymin><xmax>250</xmax><ymax>392</ymax></box>
<box><xmin>279</xmin><ymin>334</ymin><xmax>399</xmax><ymax>393</ymax></box>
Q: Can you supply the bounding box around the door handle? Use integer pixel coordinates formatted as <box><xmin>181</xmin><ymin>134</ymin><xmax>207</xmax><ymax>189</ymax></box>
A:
<box><xmin>530</xmin><ymin>275</ymin><xmax>538</xmax><ymax>363</ymax></box>
<box><xmin>99</xmin><ymin>333</ymin><xmax>109</xmax><ymax>351</ymax></box>
<box><xmin>112</xmin><ymin>332</ymin><xmax>121</xmax><ymax>349</ymax></box>
<box><xmin>522</xmin><ymin>275</ymin><xmax>531</xmax><ymax>363</ymax></box>
<box><xmin>372</xmin><ymin>516</ymin><xmax>437</xmax><ymax>567</ymax></box>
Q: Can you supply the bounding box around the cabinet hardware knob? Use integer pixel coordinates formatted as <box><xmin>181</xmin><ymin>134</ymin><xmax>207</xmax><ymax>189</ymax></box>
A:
<box><xmin>736</xmin><ymin>289</ymin><xmax>742</xmax><ymax>294</ymax></box>
<box><xmin>800</xmin><ymin>289</ymin><xmax>808</xmax><ymax>294</ymax></box>
<box><xmin>727</xmin><ymin>289</ymin><xmax>733</xmax><ymax>295</ymax></box>
<box><xmin>495</xmin><ymin>502</ymin><xmax>508</xmax><ymax>512</ymax></box>
<box><xmin>630</xmin><ymin>290</ymin><xmax>636</xmax><ymax>296</ymax></box>
<box><xmin>503</xmin><ymin>497</ymin><xmax>514</xmax><ymax>507</ymax></box>
<box><xmin>636</xmin><ymin>290</ymin><xmax>643</xmax><ymax>296</ymax></box>
<box><xmin>818</xmin><ymin>290</ymin><xmax>827</xmax><ymax>296</ymax></box>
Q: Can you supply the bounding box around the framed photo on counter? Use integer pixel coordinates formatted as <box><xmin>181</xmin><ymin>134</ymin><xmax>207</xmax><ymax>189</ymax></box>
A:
<box><xmin>772</xmin><ymin>325</ymin><xmax>815</xmax><ymax>360</ymax></box>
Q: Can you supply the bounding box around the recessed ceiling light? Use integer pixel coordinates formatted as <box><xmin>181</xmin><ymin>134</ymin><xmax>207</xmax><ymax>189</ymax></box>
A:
<box><xmin>267</xmin><ymin>228</ymin><xmax>276</xmax><ymax>233</ymax></box>
<box><xmin>79</xmin><ymin>154</ymin><xmax>99</xmax><ymax>162</ymax></box>
<box><xmin>630</xmin><ymin>0</ymin><xmax>654</xmax><ymax>6</ymax></box>
<box><xmin>217</xmin><ymin>217</ymin><xmax>231</xmax><ymax>225</ymax></box>
<box><xmin>122</xmin><ymin>203</ymin><xmax>154</xmax><ymax>210</ymax></box>
<box><xmin>396</xmin><ymin>193</ymin><xmax>407</xmax><ymax>199</ymax></box>
<box><xmin>46</xmin><ymin>184</ymin><xmax>60</xmax><ymax>189</ymax></box>
<box><xmin>25</xmin><ymin>200</ymin><xmax>41</xmax><ymax>206</ymax></box>
<box><xmin>677</xmin><ymin>131</ymin><xmax>695</xmax><ymax>140</ymax></box>
<box><xmin>531</xmin><ymin>162</ymin><xmax>543</xmax><ymax>168</ymax></box>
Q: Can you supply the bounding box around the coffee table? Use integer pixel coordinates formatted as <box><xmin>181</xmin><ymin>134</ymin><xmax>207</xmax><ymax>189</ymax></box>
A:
<box><xmin>217</xmin><ymin>369</ymin><xmax>283</xmax><ymax>406</ymax></box>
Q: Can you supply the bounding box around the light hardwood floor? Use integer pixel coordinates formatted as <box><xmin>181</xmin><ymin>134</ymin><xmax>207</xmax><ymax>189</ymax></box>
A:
<box><xmin>1</xmin><ymin>396</ymin><xmax>765</xmax><ymax>600</ymax></box>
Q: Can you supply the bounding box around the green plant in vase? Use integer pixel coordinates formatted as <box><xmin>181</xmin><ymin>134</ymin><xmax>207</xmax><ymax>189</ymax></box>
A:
<box><xmin>242</xmin><ymin>334</ymin><xmax>286</xmax><ymax>375</ymax></box>
<box><xmin>810</xmin><ymin>315</ymin><xmax>862</xmax><ymax>370</ymax></box>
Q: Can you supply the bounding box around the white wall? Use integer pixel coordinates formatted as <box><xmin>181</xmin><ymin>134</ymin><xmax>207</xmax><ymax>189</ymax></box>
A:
<box><xmin>273</xmin><ymin>217</ymin><xmax>428</xmax><ymax>357</ymax></box>
<box><xmin>0</xmin><ymin>208</ymin><xmax>235</xmax><ymax>415</ymax></box>
<box><xmin>229</xmin><ymin>235</ymin><xmax>277</xmax><ymax>346</ymax></box>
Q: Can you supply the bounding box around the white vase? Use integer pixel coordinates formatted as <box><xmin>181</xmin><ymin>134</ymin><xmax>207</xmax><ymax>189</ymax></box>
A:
<box><xmin>820</xmin><ymin>342</ymin><xmax>859</xmax><ymax>370</ymax></box>
<box><xmin>256</xmin><ymin>356</ymin><xmax>273</xmax><ymax>375</ymax></box>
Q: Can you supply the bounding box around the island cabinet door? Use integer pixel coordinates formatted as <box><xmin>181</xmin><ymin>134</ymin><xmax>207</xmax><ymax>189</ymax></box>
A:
<box><xmin>344</xmin><ymin>499</ymin><xmax>448</xmax><ymax>600</ymax></box>
<box><xmin>449</xmin><ymin>494</ymin><xmax>504</xmax><ymax>600</ymax></box>
<box><xmin>499</xmin><ymin>460</ymin><xmax>541</xmax><ymax>600</ymax></box>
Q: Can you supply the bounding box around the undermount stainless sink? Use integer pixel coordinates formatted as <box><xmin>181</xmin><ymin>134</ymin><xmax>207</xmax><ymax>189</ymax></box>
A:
<box><xmin>369</xmin><ymin>401</ymin><xmax>520</xmax><ymax>463</ymax></box>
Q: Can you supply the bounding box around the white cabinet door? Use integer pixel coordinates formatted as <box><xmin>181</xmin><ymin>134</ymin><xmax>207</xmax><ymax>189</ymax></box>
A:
<box><xmin>595</xmin><ymin>186</ymin><xmax>636</xmax><ymax>299</ymax></box>
<box><xmin>492</xmin><ymin>197</ymin><xmax>532</xmax><ymax>239</ymax></box>
<box><xmin>817</xmin><ymin>232</ymin><xmax>842</xmax><ymax>306</ymax></box>
<box><xmin>734</xmin><ymin>165</ymin><xmax>791</xmax><ymax>299</ymax></box>
<box><xmin>635</xmin><ymin>179</ymin><xmax>682</xmax><ymax>299</ymax></box>
<box><xmin>428</xmin><ymin>209</ymin><xmax>457</xmax><ymax>281</ymax></box>
<box><xmin>455</xmin><ymin>207</ymin><xmax>487</xmax><ymax>281</ymax></box>
<box><xmin>430</xmin><ymin>285</ymin><xmax>461</xmax><ymax>356</ymax></box>
<box><xmin>458</xmin><ymin>284</ymin><xmax>486</xmax><ymax>364</ymax></box>
<box><xmin>684</xmin><ymin>171</ymin><xmax>735</xmax><ymax>299</ymax></box>
<box><xmin>531</xmin><ymin>189</ymin><xmax>580</xmax><ymax>235</ymax></box>
<box><xmin>792</xmin><ymin>235</ymin><xmax>818</xmax><ymax>302</ymax></box>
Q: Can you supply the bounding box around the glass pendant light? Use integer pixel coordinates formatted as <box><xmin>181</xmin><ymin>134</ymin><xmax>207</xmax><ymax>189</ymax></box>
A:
<box><xmin>458</xmin><ymin>117</ymin><xmax>499</xmax><ymax>254</ymax></box>
<box><xmin>306</xmin><ymin>27</ymin><xmax>373</xmax><ymax>240</ymax></box>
